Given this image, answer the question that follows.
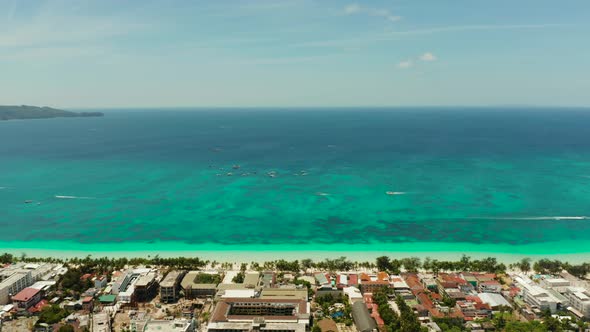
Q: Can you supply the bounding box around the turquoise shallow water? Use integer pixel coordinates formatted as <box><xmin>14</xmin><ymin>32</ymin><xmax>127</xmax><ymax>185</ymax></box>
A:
<box><xmin>1</xmin><ymin>108</ymin><xmax>590</xmax><ymax>258</ymax></box>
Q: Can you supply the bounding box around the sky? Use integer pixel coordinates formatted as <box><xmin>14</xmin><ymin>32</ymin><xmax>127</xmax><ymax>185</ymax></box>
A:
<box><xmin>1</xmin><ymin>0</ymin><xmax>589</xmax><ymax>108</ymax></box>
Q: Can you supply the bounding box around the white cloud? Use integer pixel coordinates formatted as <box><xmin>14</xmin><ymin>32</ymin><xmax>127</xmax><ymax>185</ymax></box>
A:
<box><xmin>420</xmin><ymin>52</ymin><xmax>436</xmax><ymax>61</ymax></box>
<box><xmin>398</xmin><ymin>60</ymin><xmax>412</xmax><ymax>69</ymax></box>
<box><xmin>344</xmin><ymin>3</ymin><xmax>361</xmax><ymax>14</ymax></box>
<box><xmin>343</xmin><ymin>4</ymin><xmax>401</xmax><ymax>22</ymax></box>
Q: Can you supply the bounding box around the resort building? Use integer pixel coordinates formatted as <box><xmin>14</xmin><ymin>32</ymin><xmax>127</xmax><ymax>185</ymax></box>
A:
<box><xmin>134</xmin><ymin>272</ymin><xmax>158</xmax><ymax>302</ymax></box>
<box><xmin>515</xmin><ymin>276</ymin><xmax>565</xmax><ymax>313</ymax></box>
<box><xmin>181</xmin><ymin>271</ymin><xmax>217</xmax><ymax>299</ymax></box>
<box><xmin>540</xmin><ymin>278</ymin><xmax>571</xmax><ymax>293</ymax></box>
<box><xmin>160</xmin><ymin>270</ymin><xmax>186</xmax><ymax>303</ymax></box>
<box><xmin>207</xmin><ymin>297</ymin><xmax>310</xmax><ymax>332</ymax></box>
<box><xmin>565</xmin><ymin>287</ymin><xmax>590</xmax><ymax>318</ymax></box>
<box><xmin>0</xmin><ymin>270</ymin><xmax>33</xmax><ymax>305</ymax></box>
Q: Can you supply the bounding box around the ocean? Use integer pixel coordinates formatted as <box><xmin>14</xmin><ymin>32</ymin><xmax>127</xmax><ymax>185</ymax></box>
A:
<box><xmin>1</xmin><ymin>108</ymin><xmax>590</xmax><ymax>261</ymax></box>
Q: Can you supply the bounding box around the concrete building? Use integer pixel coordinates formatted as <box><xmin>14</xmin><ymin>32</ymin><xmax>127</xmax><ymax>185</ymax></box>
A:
<box><xmin>351</xmin><ymin>301</ymin><xmax>377</xmax><ymax>332</ymax></box>
<box><xmin>181</xmin><ymin>271</ymin><xmax>217</xmax><ymax>299</ymax></box>
<box><xmin>207</xmin><ymin>297</ymin><xmax>310</xmax><ymax>332</ymax></box>
<box><xmin>565</xmin><ymin>287</ymin><xmax>590</xmax><ymax>318</ymax></box>
<box><xmin>134</xmin><ymin>272</ymin><xmax>158</xmax><ymax>303</ymax></box>
<box><xmin>11</xmin><ymin>287</ymin><xmax>42</xmax><ymax>310</ymax></box>
<box><xmin>478</xmin><ymin>293</ymin><xmax>512</xmax><ymax>309</ymax></box>
<box><xmin>515</xmin><ymin>276</ymin><xmax>565</xmax><ymax>313</ymax></box>
<box><xmin>93</xmin><ymin>276</ymin><xmax>108</xmax><ymax>289</ymax></box>
<box><xmin>92</xmin><ymin>312</ymin><xmax>111</xmax><ymax>332</ymax></box>
<box><xmin>260</xmin><ymin>288</ymin><xmax>308</xmax><ymax>301</ymax></box>
<box><xmin>0</xmin><ymin>270</ymin><xmax>33</xmax><ymax>305</ymax></box>
<box><xmin>160</xmin><ymin>271</ymin><xmax>186</xmax><ymax>303</ymax></box>
<box><xmin>141</xmin><ymin>318</ymin><xmax>196</xmax><ymax>332</ymax></box>
<box><xmin>343</xmin><ymin>287</ymin><xmax>363</xmax><ymax>303</ymax></box>
<box><xmin>541</xmin><ymin>278</ymin><xmax>571</xmax><ymax>293</ymax></box>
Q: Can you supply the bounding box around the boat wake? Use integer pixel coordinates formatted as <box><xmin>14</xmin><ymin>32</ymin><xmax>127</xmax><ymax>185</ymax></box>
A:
<box><xmin>55</xmin><ymin>195</ymin><xmax>95</xmax><ymax>200</ymax></box>
<box><xmin>471</xmin><ymin>216</ymin><xmax>589</xmax><ymax>221</ymax></box>
<box><xmin>386</xmin><ymin>191</ymin><xmax>406</xmax><ymax>195</ymax></box>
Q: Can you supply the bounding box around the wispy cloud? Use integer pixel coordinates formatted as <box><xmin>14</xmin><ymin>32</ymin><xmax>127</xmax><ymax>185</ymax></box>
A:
<box><xmin>419</xmin><ymin>52</ymin><xmax>436</xmax><ymax>61</ymax></box>
<box><xmin>0</xmin><ymin>2</ymin><xmax>146</xmax><ymax>49</ymax></box>
<box><xmin>385</xmin><ymin>23</ymin><xmax>568</xmax><ymax>36</ymax></box>
<box><xmin>343</xmin><ymin>3</ymin><xmax>401</xmax><ymax>22</ymax></box>
<box><xmin>293</xmin><ymin>23</ymin><xmax>568</xmax><ymax>49</ymax></box>
<box><xmin>398</xmin><ymin>60</ymin><xmax>412</xmax><ymax>69</ymax></box>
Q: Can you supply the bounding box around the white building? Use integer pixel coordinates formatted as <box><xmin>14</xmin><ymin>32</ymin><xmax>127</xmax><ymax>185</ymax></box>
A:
<box><xmin>92</xmin><ymin>312</ymin><xmax>111</xmax><ymax>332</ymax></box>
<box><xmin>541</xmin><ymin>278</ymin><xmax>571</xmax><ymax>293</ymax></box>
<box><xmin>565</xmin><ymin>287</ymin><xmax>590</xmax><ymax>318</ymax></box>
<box><xmin>514</xmin><ymin>276</ymin><xmax>564</xmax><ymax>313</ymax></box>
<box><xmin>141</xmin><ymin>319</ymin><xmax>196</xmax><ymax>332</ymax></box>
<box><xmin>0</xmin><ymin>271</ymin><xmax>33</xmax><ymax>305</ymax></box>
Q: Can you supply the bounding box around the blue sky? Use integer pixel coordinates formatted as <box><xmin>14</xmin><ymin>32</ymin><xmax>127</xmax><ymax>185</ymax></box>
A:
<box><xmin>1</xmin><ymin>0</ymin><xmax>589</xmax><ymax>108</ymax></box>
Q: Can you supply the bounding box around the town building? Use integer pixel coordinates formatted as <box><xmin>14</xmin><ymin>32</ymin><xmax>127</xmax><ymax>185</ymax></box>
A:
<box><xmin>207</xmin><ymin>297</ymin><xmax>310</xmax><ymax>332</ymax></box>
<box><xmin>160</xmin><ymin>270</ymin><xmax>186</xmax><ymax>303</ymax></box>
<box><xmin>565</xmin><ymin>287</ymin><xmax>590</xmax><ymax>318</ymax></box>
<box><xmin>181</xmin><ymin>271</ymin><xmax>217</xmax><ymax>299</ymax></box>
<box><xmin>92</xmin><ymin>312</ymin><xmax>111</xmax><ymax>332</ymax></box>
<box><xmin>11</xmin><ymin>287</ymin><xmax>42</xmax><ymax>311</ymax></box>
<box><xmin>134</xmin><ymin>272</ymin><xmax>158</xmax><ymax>302</ymax></box>
<box><xmin>0</xmin><ymin>269</ymin><xmax>33</xmax><ymax>305</ymax></box>
<box><xmin>351</xmin><ymin>301</ymin><xmax>377</xmax><ymax>332</ymax></box>
<box><xmin>514</xmin><ymin>276</ymin><xmax>565</xmax><ymax>313</ymax></box>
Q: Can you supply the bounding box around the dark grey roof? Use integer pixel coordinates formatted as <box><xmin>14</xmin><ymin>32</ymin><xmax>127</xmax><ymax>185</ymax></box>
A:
<box><xmin>351</xmin><ymin>301</ymin><xmax>377</xmax><ymax>332</ymax></box>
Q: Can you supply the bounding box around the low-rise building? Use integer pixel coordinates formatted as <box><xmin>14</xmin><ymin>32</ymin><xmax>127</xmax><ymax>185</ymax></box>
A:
<box><xmin>92</xmin><ymin>312</ymin><xmax>110</xmax><ymax>332</ymax></box>
<box><xmin>207</xmin><ymin>297</ymin><xmax>310</xmax><ymax>332</ymax></box>
<box><xmin>181</xmin><ymin>271</ymin><xmax>217</xmax><ymax>299</ymax></box>
<box><xmin>141</xmin><ymin>318</ymin><xmax>196</xmax><ymax>332</ymax></box>
<box><xmin>351</xmin><ymin>301</ymin><xmax>377</xmax><ymax>332</ymax></box>
<box><xmin>11</xmin><ymin>287</ymin><xmax>42</xmax><ymax>310</ymax></box>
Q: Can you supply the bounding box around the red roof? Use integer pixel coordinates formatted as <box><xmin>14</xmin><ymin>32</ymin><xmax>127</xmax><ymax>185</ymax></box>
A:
<box><xmin>12</xmin><ymin>287</ymin><xmax>41</xmax><ymax>302</ymax></box>
<box><xmin>348</xmin><ymin>274</ymin><xmax>358</xmax><ymax>285</ymax></box>
<box><xmin>82</xmin><ymin>296</ymin><xmax>93</xmax><ymax>303</ymax></box>
<box><xmin>27</xmin><ymin>299</ymin><xmax>48</xmax><ymax>313</ymax></box>
<box><xmin>369</xmin><ymin>304</ymin><xmax>385</xmax><ymax>326</ymax></box>
<box><xmin>80</xmin><ymin>273</ymin><xmax>93</xmax><ymax>281</ymax></box>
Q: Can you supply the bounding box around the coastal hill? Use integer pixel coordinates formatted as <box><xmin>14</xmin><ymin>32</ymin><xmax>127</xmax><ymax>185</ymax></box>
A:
<box><xmin>0</xmin><ymin>105</ymin><xmax>103</xmax><ymax>120</ymax></box>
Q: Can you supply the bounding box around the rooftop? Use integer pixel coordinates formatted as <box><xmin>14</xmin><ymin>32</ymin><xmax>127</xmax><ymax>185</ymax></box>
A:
<box><xmin>11</xmin><ymin>287</ymin><xmax>40</xmax><ymax>302</ymax></box>
<box><xmin>161</xmin><ymin>271</ymin><xmax>184</xmax><ymax>288</ymax></box>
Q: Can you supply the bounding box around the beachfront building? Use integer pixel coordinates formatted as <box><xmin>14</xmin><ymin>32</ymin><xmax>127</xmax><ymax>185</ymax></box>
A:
<box><xmin>359</xmin><ymin>272</ymin><xmax>390</xmax><ymax>294</ymax></box>
<box><xmin>134</xmin><ymin>272</ymin><xmax>158</xmax><ymax>302</ymax></box>
<box><xmin>112</xmin><ymin>268</ymin><xmax>155</xmax><ymax>304</ymax></box>
<box><xmin>160</xmin><ymin>271</ymin><xmax>186</xmax><ymax>303</ymax></box>
<box><xmin>565</xmin><ymin>287</ymin><xmax>590</xmax><ymax>318</ymax></box>
<box><xmin>540</xmin><ymin>278</ymin><xmax>571</xmax><ymax>293</ymax></box>
<box><xmin>260</xmin><ymin>288</ymin><xmax>308</xmax><ymax>301</ymax></box>
<box><xmin>514</xmin><ymin>276</ymin><xmax>565</xmax><ymax>313</ymax></box>
<box><xmin>207</xmin><ymin>297</ymin><xmax>310</xmax><ymax>332</ymax></box>
<box><xmin>181</xmin><ymin>271</ymin><xmax>217</xmax><ymax>299</ymax></box>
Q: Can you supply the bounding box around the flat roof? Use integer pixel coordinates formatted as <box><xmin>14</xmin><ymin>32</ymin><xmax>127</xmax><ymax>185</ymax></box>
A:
<box><xmin>161</xmin><ymin>271</ymin><xmax>184</xmax><ymax>288</ymax></box>
<box><xmin>260</xmin><ymin>288</ymin><xmax>308</xmax><ymax>301</ymax></box>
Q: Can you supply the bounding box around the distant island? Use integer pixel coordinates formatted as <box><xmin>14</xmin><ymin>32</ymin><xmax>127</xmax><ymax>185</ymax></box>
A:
<box><xmin>0</xmin><ymin>105</ymin><xmax>103</xmax><ymax>120</ymax></box>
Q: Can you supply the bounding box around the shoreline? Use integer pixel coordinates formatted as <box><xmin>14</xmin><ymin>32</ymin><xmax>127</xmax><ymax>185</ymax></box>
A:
<box><xmin>2</xmin><ymin>240</ymin><xmax>590</xmax><ymax>264</ymax></box>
